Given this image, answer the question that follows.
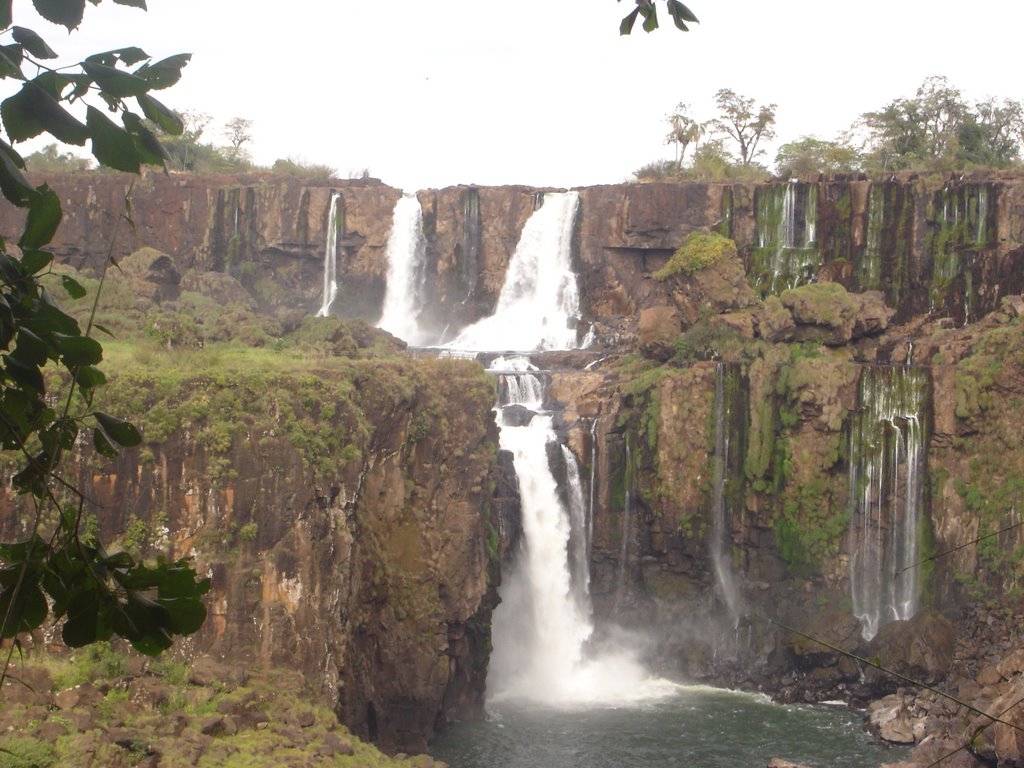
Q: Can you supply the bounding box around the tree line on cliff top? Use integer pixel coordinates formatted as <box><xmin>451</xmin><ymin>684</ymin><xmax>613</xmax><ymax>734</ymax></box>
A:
<box><xmin>640</xmin><ymin>76</ymin><xmax>1024</xmax><ymax>181</ymax></box>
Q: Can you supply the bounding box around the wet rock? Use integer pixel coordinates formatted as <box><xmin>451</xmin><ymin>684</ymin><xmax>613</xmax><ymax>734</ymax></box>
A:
<box><xmin>868</xmin><ymin>694</ymin><xmax>916</xmax><ymax>744</ymax></box>
<box><xmin>637</xmin><ymin>305</ymin><xmax>680</xmax><ymax>361</ymax></box>
<box><xmin>864</xmin><ymin>611</ymin><xmax>955</xmax><ymax>694</ymax></box>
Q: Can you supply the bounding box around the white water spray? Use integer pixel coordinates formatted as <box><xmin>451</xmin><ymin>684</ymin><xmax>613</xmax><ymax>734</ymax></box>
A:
<box><xmin>487</xmin><ymin>356</ymin><xmax>663</xmax><ymax>705</ymax></box>
<box><xmin>378</xmin><ymin>194</ymin><xmax>430</xmax><ymax>345</ymax></box>
<box><xmin>316</xmin><ymin>193</ymin><xmax>341</xmax><ymax>317</ymax></box>
<box><xmin>848</xmin><ymin>366</ymin><xmax>929</xmax><ymax>640</ymax></box>
<box><xmin>447</xmin><ymin>191</ymin><xmax>581</xmax><ymax>352</ymax></box>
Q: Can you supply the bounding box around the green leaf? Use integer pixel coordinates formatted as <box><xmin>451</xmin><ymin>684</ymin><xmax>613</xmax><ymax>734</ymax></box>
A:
<box><xmin>54</xmin><ymin>333</ymin><xmax>103</xmax><ymax>366</ymax></box>
<box><xmin>61</xmin><ymin>274</ymin><xmax>87</xmax><ymax>299</ymax></box>
<box><xmin>93</xmin><ymin>427</ymin><xmax>118</xmax><ymax>458</ymax></box>
<box><xmin>0</xmin><ymin>1</ymin><xmax>12</xmax><ymax>29</ymax></box>
<box><xmin>1</xmin><ymin>84</ymin><xmax>44</xmax><ymax>141</ymax></box>
<box><xmin>13</xmin><ymin>327</ymin><xmax>50</xmax><ymax>366</ymax></box>
<box><xmin>0</xmin><ymin>582</ymin><xmax>48</xmax><ymax>638</ymax></box>
<box><xmin>619</xmin><ymin>7</ymin><xmax>640</xmax><ymax>35</ymax></box>
<box><xmin>668</xmin><ymin>0</ymin><xmax>698</xmax><ymax>22</ymax></box>
<box><xmin>134</xmin><ymin>53</ymin><xmax>191</xmax><ymax>91</ymax></box>
<box><xmin>123</xmin><ymin>112</ymin><xmax>168</xmax><ymax>166</ymax></box>
<box><xmin>87</xmin><ymin>46</ymin><xmax>150</xmax><ymax>67</ymax></box>
<box><xmin>86</xmin><ymin>105</ymin><xmax>141</xmax><ymax>173</ymax></box>
<box><xmin>19</xmin><ymin>185</ymin><xmax>62</xmax><ymax>249</ymax></box>
<box><xmin>94</xmin><ymin>411</ymin><xmax>141</xmax><ymax>447</ymax></box>
<box><xmin>74</xmin><ymin>365</ymin><xmax>106</xmax><ymax>389</ymax></box>
<box><xmin>0</xmin><ymin>45</ymin><xmax>25</xmax><ymax>81</ymax></box>
<box><xmin>82</xmin><ymin>60</ymin><xmax>150</xmax><ymax>99</ymax></box>
<box><xmin>0</xmin><ymin>142</ymin><xmax>35</xmax><ymax>205</ymax></box>
<box><xmin>31</xmin><ymin>0</ymin><xmax>86</xmax><ymax>31</ymax></box>
<box><xmin>113</xmin><ymin>0</ymin><xmax>147</xmax><ymax>8</ymax></box>
<box><xmin>2</xmin><ymin>83</ymin><xmax>89</xmax><ymax>145</ymax></box>
<box><xmin>62</xmin><ymin>590</ymin><xmax>101</xmax><ymax>647</ymax></box>
<box><xmin>11</xmin><ymin>27</ymin><xmax>57</xmax><ymax>59</ymax></box>
<box><xmin>3</xmin><ymin>355</ymin><xmax>45</xmax><ymax>393</ymax></box>
<box><xmin>161</xmin><ymin>596</ymin><xmax>206</xmax><ymax>634</ymax></box>
<box><xmin>19</xmin><ymin>248</ymin><xmax>53</xmax><ymax>275</ymax></box>
<box><xmin>641</xmin><ymin>4</ymin><xmax>659</xmax><ymax>32</ymax></box>
<box><xmin>136</xmin><ymin>93</ymin><xmax>183</xmax><ymax>135</ymax></box>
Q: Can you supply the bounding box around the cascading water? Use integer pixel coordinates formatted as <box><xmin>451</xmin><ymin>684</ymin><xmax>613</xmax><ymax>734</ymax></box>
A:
<box><xmin>711</xmin><ymin>363</ymin><xmax>743</xmax><ymax>621</ymax></box>
<box><xmin>316</xmin><ymin>193</ymin><xmax>341</xmax><ymax>317</ymax></box>
<box><xmin>447</xmin><ymin>191</ymin><xmax>582</xmax><ymax>352</ymax></box>
<box><xmin>753</xmin><ymin>182</ymin><xmax>819</xmax><ymax>294</ymax></box>
<box><xmin>487</xmin><ymin>356</ymin><xmax>660</xmax><ymax>704</ymax></box>
<box><xmin>377</xmin><ymin>194</ymin><xmax>430</xmax><ymax>345</ymax></box>
<box><xmin>860</xmin><ymin>185</ymin><xmax>885</xmax><ymax>291</ymax></box>
<box><xmin>848</xmin><ymin>365</ymin><xmax>930</xmax><ymax>640</ymax></box>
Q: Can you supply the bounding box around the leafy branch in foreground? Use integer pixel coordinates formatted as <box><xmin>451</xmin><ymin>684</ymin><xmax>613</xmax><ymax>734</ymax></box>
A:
<box><xmin>0</xmin><ymin>0</ymin><xmax>209</xmax><ymax>663</ymax></box>
<box><xmin>619</xmin><ymin>0</ymin><xmax>699</xmax><ymax>34</ymax></box>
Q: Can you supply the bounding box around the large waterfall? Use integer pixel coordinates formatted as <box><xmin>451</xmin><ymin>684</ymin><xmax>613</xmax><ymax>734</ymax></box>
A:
<box><xmin>448</xmin><ymin>191</ymin><xmax>582</xmax><ymax>352</ymax></box>
<box><xmin>848</xmin><ymin>365</ymin><xmax>930</xmax><ymax>640</ymax></box>
<box><xmin>487</xmin><ymin>357</ymin><xmax>659</xmax><ymax>704</ymax></box>
<box><xmin>316</xmin><ymin>193</ymin><xmax>341</xmax><ymax>317</ymax></box>
<box><xmin>377</xmin><ymin>194</ymin><xmax>430</xmax><ymax>345</ymax></box>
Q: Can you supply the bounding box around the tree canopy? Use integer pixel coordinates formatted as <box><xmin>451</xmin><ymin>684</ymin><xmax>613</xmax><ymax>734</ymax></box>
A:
<box><xmin>0</xmin><ymin>0</ymin><xmax>208</xmax><ymax>660</ymax></box>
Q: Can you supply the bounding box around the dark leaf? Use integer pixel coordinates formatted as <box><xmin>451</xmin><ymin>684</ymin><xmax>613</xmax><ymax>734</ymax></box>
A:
<box><xmin>136</xmin><ymin>93</ymin><xmax>183</xmax><ymax>135</ymax></box>
<box><xmin>61</xmin><ymin>274</ymin><xmax>87</xmax><ymax>299</ymax></box>
<box><xmin>13</xmin><ymin>327</ymin><xmax>50</xmax><ymax>367</ymax></box>
<box><xmin>134</xmin><ymin>53</ymin><xmax>190</xmax><ymax>91</ymax></box>
<box><xmin>62</xmin><ymin>589</ymin><xmax>101</xmax><ymax>647</ymax></box>
<box><xmin>19</xmin><ymin>185</ymin><xmax>62</xmax><ymax>249</ymax></box>
<box><xmin>86</xmin><ymin>105</ymin><xmax>141</xmax><ymax>173</ymax></box>
<box><xmin>54</xmin><ymin>333</ymin><xmax>103</xmax><ymax>366</ymax></box>
<box><xmin>0</xmin><ymin>0</ymin><xmax>11</xmax><ymax>29</ymax></box>
<box><xmin>666</xmin><ymin>1</ymin><xmax>697</xmax><ymax>29</ymax></box>
<box><xmin>0</xmin><ymin>143</ymin><xmax>35</xmax><ymax>205</ymax></box>
<box><xmin>82</xmin><ymin>60</ymin><xmax>150</xmax><ymax>99</ymax></box>
<box><xmin>641</xmin><ymin>4</ymin><xmax>659</xmax><ymax>32</ymax></box>
<box><xmin>123</xmin><ymin>112</ymin><xmax>168</xmax><ymax>166</ymax></box>
<box><xmin>31</xmin><ymin>0</ymin><xmax>86</xmax><ymax>31</ymax></box>
<box><xmin>160</xmin><ymin>597</ymin><xmax>206</xmax><ymax>635</ymax></box>
<box><xmin>0</xmin><ymin>45</ymin><xmax>25</xmax><ymax>80</ymax></box>
<box><xmin>19</xmin><ymin>248</ymin><xmax>53</xmax><ymax>275</ymax></box>
<box><xmin>2</xmin><ymin>82</ymin><xmax>88</xmax><ymax>145</ymax></box>
<box><xmin>1</xmin><ymin>85</ymin><xmax>44</xmax><ymax>141</ymax></box>
<box><xmin>74</xmin><ymin>365</ymin><xmax>106</xmax><ymax>389</ymax></box>
<box><xmin>619</xmin><ymin>7</ymin><xmax>640</xmax><ymax>35</ymax></box>
<box><xmin>0</xmin><ymin>582</ymin><xmax>48</xmax><ymax>637</ymax></box>
<box><xmin>92</xmin><ymin>427</ymin><xmax>118</xmax><ymax>458</ymax></box>
<box><xmin>94</xmin><ymin>411</ymin><xmax>141</xmax><ymax>447</ymax></box>
<box><xmin>11</xmin><ymin>27</ymin><xmax>57</xmax><ymax>59</ymax></box>
<box><xmin>3</xmin><ymin>354</ymin><xmax>45</xmax><ymax>393</ymax></box>
<box><xmin>93</xmin><ymin>323</ymin><xmax>115</xmax><ymax>338</ymax></box>
<box><xmin>113</xmin><ymin>0</ymin><xmax>147</xmax><ymax>7</ymax></box>
<box><xmin>87</xmin><ymin>46</ymin><xmax>149</xmax><ymax>67</ymax></box>
<box><xmin>35</xmin><ymin>289</ymin><xmax>81</xmax><ymax>335</ymax></box>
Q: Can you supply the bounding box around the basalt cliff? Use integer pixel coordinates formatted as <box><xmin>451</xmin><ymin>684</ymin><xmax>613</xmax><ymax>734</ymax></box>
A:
<box><xmin>2</xmin><ymin>171</ymin><xmax>1024</xmax><ymax>765</ymax></box>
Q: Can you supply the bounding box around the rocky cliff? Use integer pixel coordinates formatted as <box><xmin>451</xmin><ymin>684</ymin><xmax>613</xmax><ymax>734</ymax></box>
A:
<box><xmin>4</xmin><ymin>170</ymin><xmax>1024</xmax><ymax>763</ymax></box>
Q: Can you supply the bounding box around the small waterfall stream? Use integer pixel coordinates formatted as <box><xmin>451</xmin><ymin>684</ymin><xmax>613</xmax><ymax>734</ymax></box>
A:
<box><xmin>754</xmin><ymin>182</ymin><xmax>819</xmax><ymax>294</ymax></box>
<box><xmin>378</xmin><ymin>194</ymin><xmax>430</xmax><ymax>345</ymax></box>
<box><xmin>711</xmin><ymin>363</ymin><xmax>742</xmax><ymax>621</ymax></box>
<box><xmin>848</xmin><ymin>365</ymin><xmax>930</xmax><ymax>640</ymax></box>
<box><xmin>316</xmin><ymin>193</ymin><xmax>341</xmax><ymax>317</ymax></box>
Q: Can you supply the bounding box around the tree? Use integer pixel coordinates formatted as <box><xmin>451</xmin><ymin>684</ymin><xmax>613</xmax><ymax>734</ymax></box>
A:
<box><xmin>224</xmin><ymin>116</ymin><xmax>252</xmax><ymax>156</ymax></box>
<box><xmin>0</xmin><ymin>0</ymin><xmax>208</xmax><ymax>661</ymax></box>
<box><xmin>774</xmin><ymin>136</ymin><xmax>861</xmax><ymax>178</ymax></box>
<box><xmin>710</xmin><ymin>89</ymin><xmax>777</xmax><ymax>166</ymax></box>
<box><xmin>24</xmin><ymin>144</ymin><xmax>93</xmax><ymax>173</ymax></box>
<box><xmin>665</xmin><ymin>103</ymin><xmax>704</xmax><ymax>169</ymax></box>
<box><xmin>619</xmin><ymin>0</ymin><xmax>698</xmax><ymax>34</ymax></box>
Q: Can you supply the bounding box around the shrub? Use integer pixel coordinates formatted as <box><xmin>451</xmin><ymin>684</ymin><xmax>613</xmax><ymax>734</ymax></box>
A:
<box><xmin>654</xmin><ymin>232</ymin><xmax>737</xmax><ymax>280</ymax></box>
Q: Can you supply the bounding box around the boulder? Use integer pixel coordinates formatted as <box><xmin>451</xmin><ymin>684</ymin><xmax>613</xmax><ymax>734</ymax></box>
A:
<box><xmin>864</xmin><ymin>611</ymin><xmax>956</xmax><ymax>694</ymax></box>
<box><xmin>637</xmin><ymin>305</ymin><xmax>681</xmax><ymax>361</ymax></box>
<box><xmin>120</xmin><ymin>247</ymin><xmax>181</xmax><ymax>304</ymax></box>
<box><xmin>868</xmin><ymin>694</ymin><xmax>916</xmax><ymax>744</ymax></box>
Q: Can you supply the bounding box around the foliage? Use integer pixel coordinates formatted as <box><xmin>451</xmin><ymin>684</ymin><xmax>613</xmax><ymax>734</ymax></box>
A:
<box><xmin>664</xmin><ymin>102</ymin><xmax>705</xmax><ymax>169</ymax></box>
<box><xmin>774</xmin><ymin>135</ymin><xmax>861</xmax><ymax>177</ymax></box>
<box><xmin>270</xmin><ymin>157</ymin><xmax>337</xmax><ymax>181</ymax></box>
<box><xmin>0</xmin><ymin>0</ymin><xmax>209</xmax><ymax>658</ymax></box>
<box><xmin>710</xmin><ymin>89</ymin><xmax>777</xmax><ymax>166</ymax></box>
<box><xmin>619</xmin><ymin>0</ymin><xmax>698</xmax><ymax>34</ymax></box>
<box><xmin>857</xmin><ymin>75</ymin><xmax>1024</xmax><ymax>172</ymax></box>
<box><xmin>0</xmin><ymin>735</ymin><xmax>56</xmax><ymax>768</ymax></box>
<box><xmin>156</xmin><ymin>110</ymin><xmax>254</xmax><ymax>173</ymax></box>
<box><xmin>654</xmin><ymin>231</ymin><xmax>736</xmax><ymax>280</ymax></box>
<box><xmin>24</xmin><ymin>144</ymin><xmax>92</xmax><ymax>173</ymax></box>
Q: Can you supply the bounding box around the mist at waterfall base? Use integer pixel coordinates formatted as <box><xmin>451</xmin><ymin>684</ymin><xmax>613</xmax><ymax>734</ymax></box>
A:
<box><xmin>365</xmin><ymin>193</ymin><xmax>907</xmax><ymax>766</ymax></box>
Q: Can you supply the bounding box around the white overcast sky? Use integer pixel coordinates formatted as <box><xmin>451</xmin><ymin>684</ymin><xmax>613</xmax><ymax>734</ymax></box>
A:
<box><xmin>10</xmin><ymin>0</ymin><xmax>1024</xmax><ymax>191</ymax></box>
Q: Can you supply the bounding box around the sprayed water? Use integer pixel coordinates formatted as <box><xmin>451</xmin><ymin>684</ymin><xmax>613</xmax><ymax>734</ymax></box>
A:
<box><xmin>316</xmin><ymin>193</ymin><xmax>341</xmax><ymax>317</ymax></box>
<box><xmin>378</xmin><ymin>194</ymin><xmax>430</xmax><ymax>345</ymax></box>
<box><xmin>848</xmin><ymin>366</ymin><xmax>929</xmax><ymax>639</ymax></box>
<box><xmin>447</xmin><ymin>191</ymin><xmax>581</xmax><ymax>352</ymax></box>
<box><xmin>488</xmin><ymin>356</ymin><xmax>660</xmax><ymax>705</ymax></box>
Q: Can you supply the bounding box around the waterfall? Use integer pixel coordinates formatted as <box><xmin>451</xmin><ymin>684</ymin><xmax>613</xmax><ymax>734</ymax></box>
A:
<box><xmin>754</xmin><ymin>182</ymin><xmax>819</xmax><ymax>294</ymax></box>
<box><xmin>487</xmin><ymin>356</ymin><xmax>663</xmax><ymax>704</ymax></box>
<box><xmin>316</xmin><ymin>193</ymin><xmax>341</xmax><ymax>317</ymax></box>
<box><xmin>447</xmin><ymin>191</ymin><xmax>581</xmax><ymax>352</ymax></box>
<box><xmin>616</xmin><ymin>439</ymin><xmax>633</xmax><ymax>594</ymax></box>
<box><xmin>378</xmin><ymin>194</ymin><xmax>429</xmax><ymax>345</ymax></box>
<box><xmin>848</xmin><ymin>366</ymin><xmax>929</xmax><ymax>640</ymax></box>
<box><xmin>860</xmin><ymin>185</ymin><xmax>885</xmax><ymax>291</ymax></box>
<box><xmin>711</xmin><ymin>363</ymin><xmax>742</xmax><ymax>621</ymax></box>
